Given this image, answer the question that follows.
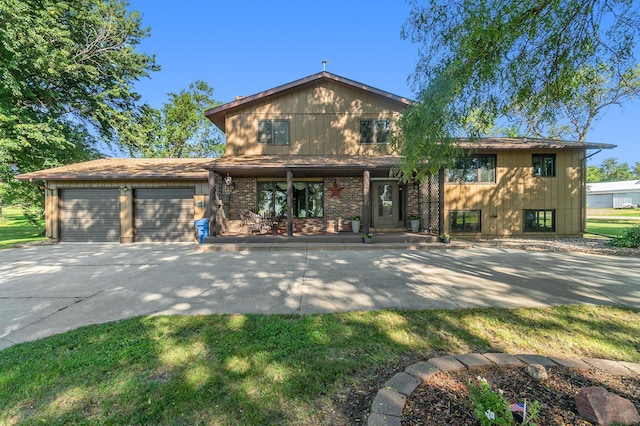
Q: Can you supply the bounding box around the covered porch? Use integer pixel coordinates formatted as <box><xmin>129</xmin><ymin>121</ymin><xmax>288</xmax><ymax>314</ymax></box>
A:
<box><xmin>204</xmin><ymin>155</ymin><xmax>439</xmax><ymax>238</ymax></box>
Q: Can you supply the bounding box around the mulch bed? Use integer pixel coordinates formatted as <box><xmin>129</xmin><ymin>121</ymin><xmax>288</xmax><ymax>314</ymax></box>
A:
<box><xmin>402</xmin><ymin>366</ymin><xmax>640</xmax><ymax>425</ymax></box>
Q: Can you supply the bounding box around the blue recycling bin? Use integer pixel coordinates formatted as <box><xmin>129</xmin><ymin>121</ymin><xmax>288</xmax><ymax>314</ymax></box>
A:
<box><xmin>194</xmin><ymin>218</ymin><xmax>210</xmax><ymax>243</ymax></box>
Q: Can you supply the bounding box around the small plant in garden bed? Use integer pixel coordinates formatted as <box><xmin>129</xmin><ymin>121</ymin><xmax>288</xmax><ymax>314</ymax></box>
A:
<box><xmin>468</xmin><ymin>376</ymin><xmax>541</xmax><ymax>425</ymax></box>
<box><xmin>607</xmin><ymin>225</ymin><xmax>640</xmax><ymax>248</ymax></box>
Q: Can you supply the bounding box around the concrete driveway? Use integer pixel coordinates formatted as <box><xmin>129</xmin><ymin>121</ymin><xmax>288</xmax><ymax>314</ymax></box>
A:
<box><xmin>1</xmin><ymin>243</ymin><xmax>639</xmax><ymax>350</ymax></box>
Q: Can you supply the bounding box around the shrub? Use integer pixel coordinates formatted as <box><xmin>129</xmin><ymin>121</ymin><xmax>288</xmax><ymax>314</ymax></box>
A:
<box><xmin>607</xmin><ymin>226</ymin><xmax>640</xmax><ymax>248</ymax></box>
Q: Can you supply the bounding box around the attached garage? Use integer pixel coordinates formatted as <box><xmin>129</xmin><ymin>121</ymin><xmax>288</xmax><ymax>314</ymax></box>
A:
<box><xmin>134</xmin><ymin>188</ymin><xmax>195</xmax><ymax>242</ymax></box>
<box><xmin>16</xmin><ymin>158</ymin><xmax>211</xmax><ymax>244</ymax></box>
<box><xmin>60</xmin><ymin>189</ymin><xmax>120</xmax><ymax>242</ymax></box>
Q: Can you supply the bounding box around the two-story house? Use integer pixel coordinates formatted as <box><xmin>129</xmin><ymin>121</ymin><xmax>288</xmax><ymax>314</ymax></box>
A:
<box><xmin>16</xmin><ymin>71</ymin><xmax>614</xmax><ymax>243</ymax></box>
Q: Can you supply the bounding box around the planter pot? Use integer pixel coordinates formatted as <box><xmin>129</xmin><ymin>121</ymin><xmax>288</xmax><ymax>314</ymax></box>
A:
<box><xmin>363</xmin><ymin>237</ymin><xmax>372</xmax><ymax>244</ymax></box>
<box><xmin>441</xmin><ymin>237</ymin><xmax>451</xmax><ymax>243</ymax></box>
<box><xmin>410</xmin><ymin>219</ymin><xmax>420</xmax><ymax>233</ymax></box>
<box><xmin>351</xmin><ymin>220</ymin><xmax>361</xmax><ymax>233</ymax></box>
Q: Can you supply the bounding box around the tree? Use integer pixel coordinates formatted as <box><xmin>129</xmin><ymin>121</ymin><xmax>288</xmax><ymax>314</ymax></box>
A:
<box><xmin>587</xmin><ymin>158</ymin><xmax>635</xmax><ymax>182</ymax></box>
<box><xmin>634</xmin><ymin>162</ymin><xmax>640</xmax><ymax>179</ymax></box>
<box><xmin>586</xmin><ymin>165</ymin><xmax>605</xmax><ymax>183</ymax></box>
<box><xmin>600</xmin><ymin>158</ymin><xmax>633</xmax><ymax>181</ymax></box>
<box><xmin>128</xmin><ymin>81</ymin><xmax>224</xmax><ymax>158</ymax></box>
<box><xmin>396</xmin><ymin>0</ymin><xmax>640</xmax><ymax>171</ymax></box>
<box><xmin>0</xmin><ymin>0</ymin><xmax>158</xmax><ymax>216</ymax></box>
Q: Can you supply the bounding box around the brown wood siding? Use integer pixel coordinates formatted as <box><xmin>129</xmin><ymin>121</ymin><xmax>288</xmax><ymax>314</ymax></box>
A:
<box><xmin>444</xmin><ymin>150</ymin><xmax>583</xmax><ymax>236</ymax></box>
<box><xmin>60</xmin><ymin>189</ymin><xmax>120</xmax><ymax>242</ymax></box>
<box><xmin>134</xmin><ymin>188</ymin><xmax>195</xmax><ymax>242</ymax></box>
<box><xmin>225</xmin><ymin>80</ymin><xmax>405</xmax><ymax>157</ymax></box>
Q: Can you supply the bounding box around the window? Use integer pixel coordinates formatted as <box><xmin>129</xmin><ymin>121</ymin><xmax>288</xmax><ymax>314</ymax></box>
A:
<box><xmin>533</xmin><ymin>154</ymin><xmax>556</xmax><ymax>177</ymax></box>
<box><xmin>447</xmin><ymin>155</ymin><xmax>496</xmax><ymax>183</ymax></box>
<box><xmin>524</xmin><ymin>209</ymin><xmax>555</xmax><ymax>232</ymax></box>
<box><xmin>257</xmin><ymin>182</ymin><xmax>324</xmax><ymax>218</ymax></box>
<box><xmin>450</xmin><ymin>210</ymin><xmax>481</xmax><ymax>232</ymax></box>
<box><xmin>360</xmin><ymin>119</ymin><xmax>390</xmax><ymax>144</ymax></box>
<box><xmin>258</xmin><ymin>120</ymin><xmax>290</xmax><ymax>145</ymax></box>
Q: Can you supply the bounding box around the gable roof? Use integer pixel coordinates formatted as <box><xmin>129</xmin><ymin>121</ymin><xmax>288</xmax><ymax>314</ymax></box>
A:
<box><xmin>205</xmin><ymin>71</ymin><xmax>414</xmax><ymax>132</ymax></box>
<box><xmin>15</xmin><ymin>158</ymin><xmax>211</xmax><ymax>181</ymax></box>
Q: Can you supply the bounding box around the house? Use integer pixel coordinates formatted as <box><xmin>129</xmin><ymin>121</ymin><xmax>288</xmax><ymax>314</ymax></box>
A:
<box><xmin>16</xmin><ymin>71</ymin><xmax>615</xmax><ymax>243</ymax></box>
<box><xmin>587</xmin><ymin>180</ymin><xmax>640</xmax><ymax>208</ymax></box>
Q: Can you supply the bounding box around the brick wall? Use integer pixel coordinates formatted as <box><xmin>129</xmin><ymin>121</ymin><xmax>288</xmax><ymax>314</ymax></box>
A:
<box><xmin>324</xmin><ymin>177</ymin><xmax>363</xmax><ymax>232</ymax></box>
<box><xmin>219</xmin><ymin>175</ymin><xmax>424</xmax><ymax>234</ymax></box>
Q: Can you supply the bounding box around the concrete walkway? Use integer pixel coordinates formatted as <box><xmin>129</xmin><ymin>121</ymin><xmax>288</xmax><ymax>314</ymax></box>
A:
<box><xmin>1</xmin><ymin>242</ymin><xmax>639</xmax><ymax>350</ymax></box>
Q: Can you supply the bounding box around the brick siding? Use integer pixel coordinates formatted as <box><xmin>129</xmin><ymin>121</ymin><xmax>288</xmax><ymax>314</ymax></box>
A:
<box><xmin>218</xmin><ymin>175</ymin><xmax>424</xmax><ymax>234</ymax></box>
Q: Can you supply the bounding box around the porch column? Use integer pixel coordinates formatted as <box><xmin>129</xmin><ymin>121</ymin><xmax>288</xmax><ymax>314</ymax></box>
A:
<box><xmin>438</xmin><ymin>168</ymin><xmax>445</xmax><ymax>235</ymax></box>
<box><xmin>286</xmin><ymin>169</ymin><xmax>293</xmax><ymax>237</ymax></box>
<box><xmin>363</xmin><ymin>170</ymin><xmax>370</xmax><ymax>234</ymax></box>
<box><xmin>209</xmin><ymin>171</ymin><xmax>217</xmax><ymax>236</ymax></box>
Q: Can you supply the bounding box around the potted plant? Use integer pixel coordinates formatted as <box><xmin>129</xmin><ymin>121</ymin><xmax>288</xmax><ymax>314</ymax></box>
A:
<box><xmin>350</xmin><ymin>215</ymin><xmax>361</xmax><ymax>233</ymax></box>
<box><xmin>362</xmin><ymin>232</ymin><xmax>373</xmax><ymax>244</ymax></box>
<box><xmin>410</xmin><ymin>214</ymin><xmax>421</xmax><ymax>233</ymax></box>
<box><xmin>440</xmin><ymin>233</ymin><xmax>451</xmax><ymax>243</ymax></box>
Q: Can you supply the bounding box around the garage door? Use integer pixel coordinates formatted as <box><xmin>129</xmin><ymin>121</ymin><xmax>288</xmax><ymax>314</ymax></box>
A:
<box><xmin>60</xmin><ymin>189</ymin><xmax>120</xmax><ymax>242</ymax></box>
<box><xmin>134</xmin><ymin>188</ymin><xmax>194</xmax><ymax>242</ymax></box>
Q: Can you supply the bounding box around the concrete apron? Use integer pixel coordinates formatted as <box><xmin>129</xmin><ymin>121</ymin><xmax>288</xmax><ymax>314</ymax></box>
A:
<box><xmin>1</xmin><ymin>243</ymin><xmax>639</xmax><ymax>351</ymax></box>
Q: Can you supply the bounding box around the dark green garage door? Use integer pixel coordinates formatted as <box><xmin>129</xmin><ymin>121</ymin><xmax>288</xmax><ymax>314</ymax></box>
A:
<box><xmin>60</xmin><ymin>189</ymin><xmax>120</xmax><ymax>242</ymax></box>
<box><xmin>134</xmin><ymin>188</ymin><xmax>195</xmax><ymax>242</ymax></box>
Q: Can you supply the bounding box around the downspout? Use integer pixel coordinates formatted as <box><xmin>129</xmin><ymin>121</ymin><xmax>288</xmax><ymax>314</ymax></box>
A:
<box><xmin>581</xmin><ymin>149</ymin><xmax>602</xmax><ymax>234</ymax></box>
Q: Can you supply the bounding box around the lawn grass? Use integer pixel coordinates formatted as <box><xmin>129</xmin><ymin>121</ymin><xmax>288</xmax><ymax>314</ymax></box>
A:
<box><xmin>0</xmin><ymin>206</ymin><xmax>46</xmax><ymax>249</ymax></box>
<box><xmin>587</xmin><ymin>208</ymin><xmax>640</xmax><ymax>218</ymax></box>
<box><xmin>1</xmin><ymin>306</ymin><xmax>639</xmax><ymax>425</ymax></box>
<box><xmin>585</xmin><ymin>218</ymin><xmax>640</xmax><ymax>237</ymax></box>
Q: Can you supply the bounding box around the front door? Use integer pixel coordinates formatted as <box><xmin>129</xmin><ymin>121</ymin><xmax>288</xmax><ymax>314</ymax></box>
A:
<box><xmin>372</xmin><ymin>181</ymin><xmax>403</xmax><ymax>229</ymax></box>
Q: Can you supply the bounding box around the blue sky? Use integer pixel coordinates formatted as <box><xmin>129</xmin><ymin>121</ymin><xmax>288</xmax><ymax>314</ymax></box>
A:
<box><xmin>127</xmin><ymin>0</ymin><xmax>638</xmax><ymax>167</ymax></box>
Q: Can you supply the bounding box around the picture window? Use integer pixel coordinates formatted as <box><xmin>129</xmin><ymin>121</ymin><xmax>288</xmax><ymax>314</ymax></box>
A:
<box><xmin>257</xmin><ymin>182</ymin><xmax>324</xmax><ymax>218</ymax></box>
<box><xmin>447</xmin><ymin>155</ymin><xmax>496</xmax><ymax>183</ymax></box>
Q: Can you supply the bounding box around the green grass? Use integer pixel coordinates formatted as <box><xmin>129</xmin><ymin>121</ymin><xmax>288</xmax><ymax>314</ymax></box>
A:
<box><xmin>587</xmin><ymin>208</ymin><xmax>640</xmax><ymax>218</ymax></box>
<box><xmin>0</xmin><ymin>206</ymin><xmax>46</xmax><ymax>249</ymax></box>
<box><xmin>586</xmin><ymin>218</ymin><xmax>640</xmax><ymax>237</ymax></box>
<box><xmin>1</xmin><ymin>306</ymin><xmax>639</xmax><ymax>425</ymax></box>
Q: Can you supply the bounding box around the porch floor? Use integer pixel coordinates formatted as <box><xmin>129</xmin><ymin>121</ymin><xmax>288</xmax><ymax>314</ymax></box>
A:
<box><xmin>197</xmin><ymin>231</ymin><xmax>473</xmax><ymax>252</ymax></box>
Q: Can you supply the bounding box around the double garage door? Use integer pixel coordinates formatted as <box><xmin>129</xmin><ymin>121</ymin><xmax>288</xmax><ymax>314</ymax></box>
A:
<box><xmin>60</xmin><ymin>188</ymin><xmax>195</xmax><ymax>242</ymax></box>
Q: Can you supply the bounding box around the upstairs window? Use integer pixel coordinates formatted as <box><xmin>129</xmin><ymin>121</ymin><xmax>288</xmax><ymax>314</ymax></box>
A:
<box><xmin>447</xmin><ymin>155</ymin><xmax>496</xmax><ymax>183</ymax></box>
<box><xmin>258</xmin><ymin>120</ymin><xmax>290</xmax><ymax>145</ymax></box>
<box><xmin>532</xmin><ymin>154</ymin><xmax>556</xmax><ymax>177</ymax></box>
<box><xmin>360</xmin><ymin>119</ymin><xmax>390</xmax><ymax>144</ymax></box>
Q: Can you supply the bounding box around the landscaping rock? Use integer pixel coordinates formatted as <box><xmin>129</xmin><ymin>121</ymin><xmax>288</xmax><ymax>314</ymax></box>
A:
<box><xmin>524</xmin><ymin>363</ymin><xmax>548</xmax><ymax>380</ymax></box>
<box><xmin>575</xmin><ymin>386</ymin><xmax>640</xmax><ymax>425</ymax></box>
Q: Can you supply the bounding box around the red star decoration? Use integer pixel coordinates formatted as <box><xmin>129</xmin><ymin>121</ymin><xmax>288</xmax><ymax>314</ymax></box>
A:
<box><xmin>328</xmin><ymin>179</ymin><xmax>344</xmax><ymax>199</ymax></box>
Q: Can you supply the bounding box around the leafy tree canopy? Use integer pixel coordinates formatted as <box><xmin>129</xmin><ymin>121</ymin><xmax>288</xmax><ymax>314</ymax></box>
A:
<box><xmin>587</xmin><ymin>158</ymin><xmax>640</xmax><ymax>182</ymax></box>
<box><xmin>0</xmin><ymin>0</ymin><xmax>158</xmax><ymax>215</ymax></box>
<box><xmin>394</xmin><ymin>0</ymin><xmax>640</xmax><ymax>178</ymax></box>
<box><xmin>127</xmin><ymin>80</ymin><xmax>224</xmax><ymax>158</ymax></box>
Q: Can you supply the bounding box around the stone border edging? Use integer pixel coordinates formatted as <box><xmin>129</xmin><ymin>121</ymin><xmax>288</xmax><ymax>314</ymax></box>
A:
<box><xmin>367</xmin><ymin>353</ymin><xmax>640</xmax><ymax>426</ymax></box>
